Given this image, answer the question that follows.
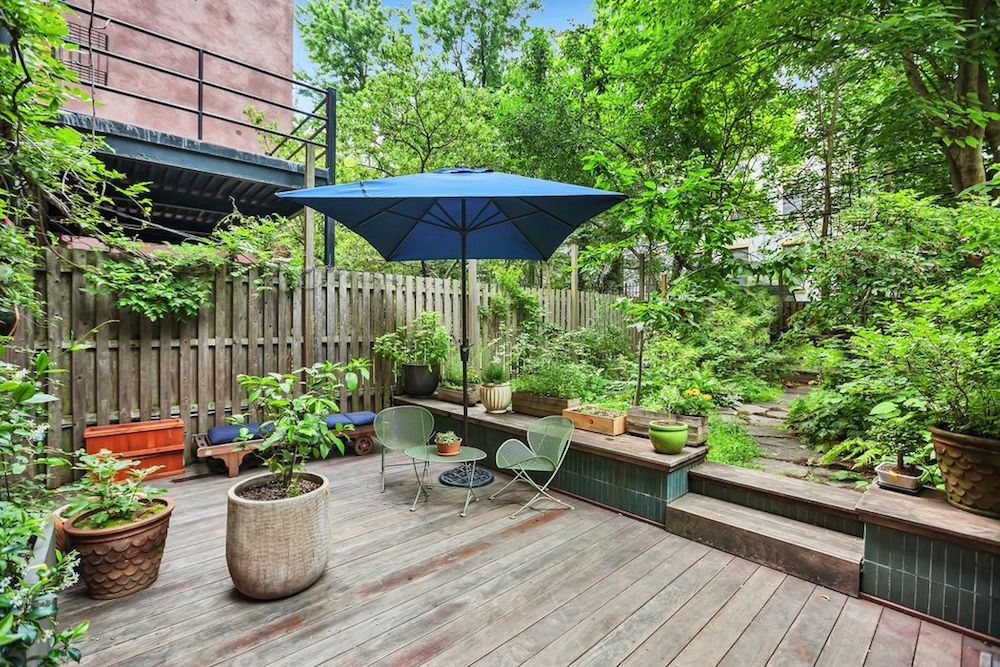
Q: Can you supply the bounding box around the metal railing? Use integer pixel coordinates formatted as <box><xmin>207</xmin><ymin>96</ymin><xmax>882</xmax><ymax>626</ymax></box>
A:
<box><xmin>61</xmin><ymin>2</ymin><xmax>334</xmax><ymax>170</ymax></box>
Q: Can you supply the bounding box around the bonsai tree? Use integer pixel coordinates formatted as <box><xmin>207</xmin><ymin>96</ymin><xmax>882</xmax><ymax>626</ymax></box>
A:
<box><xmin>374</xmin><ymin>311</ymin><xmax>452</xmax><ymax>373</ymax></box>
<box><xmin>867</xmin><ymin>405</ymin><xmax>929</xmax><ymax>477</ymax></box>
<box><xmin>234</xmin><ymin>359</ymin><xmax>370</xmax><ymax>497</ymax></box>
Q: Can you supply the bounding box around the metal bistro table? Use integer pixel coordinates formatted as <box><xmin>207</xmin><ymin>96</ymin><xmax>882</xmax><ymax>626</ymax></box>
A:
<box><xmin>404</xmin><ymin>445</ymin><xmax>487</xmax><ymax>517</ymax></box>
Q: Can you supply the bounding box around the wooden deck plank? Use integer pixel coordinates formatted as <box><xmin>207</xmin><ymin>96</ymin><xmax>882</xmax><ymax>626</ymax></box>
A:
<box><xmin>814</xmin><ymin>597</ymin><xmax>883</xmax><ymax>667</ymax></box>
<box><xmin>766</xmin><ymin>587</ymin><xmax>848</xmax><ymax>666</ymax></box>
<box><xmin>619</xmin><ymin>558</ymin><xmax>759</xmax><ymax>666</ymax></box>
<box><xmin>718</xmin><ymin>577</ymin><xmax>816</xmax><ymax>667</ymax></box>
<box><xmin>56</xmin><ymin>452</ymin><xmax>977</xmax><ymax>667</ymax></box>
<box><xmin>913</xmin><ymin>621</ymin><xmax>965</xmax><ymax>666</ymax></box>
<box><xmin>863</xmin><ymin>607</ymin><xmax>922</xmax><ymax>667</ymax></box>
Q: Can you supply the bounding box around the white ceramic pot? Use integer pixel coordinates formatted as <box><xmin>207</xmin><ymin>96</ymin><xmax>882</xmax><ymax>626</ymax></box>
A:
<box><xmin>226</xmin><ymin>471</ymin><xmax>330</xmax><ymax>600</ymax></box>
<box><xmin>480</xmin><ymin>382</ymin><xmax>512</xmax><ymax>414</ymax></box>
<box><xmin>875</xmin><ymin>461</ymin><xmax>922</xmax><ymax>492</ymax></box>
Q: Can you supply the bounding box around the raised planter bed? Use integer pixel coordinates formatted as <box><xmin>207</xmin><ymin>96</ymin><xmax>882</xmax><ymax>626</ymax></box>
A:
<box><xmin>626</xmin><ymin>407</ymin><xmax>707</xmax><ymax>445</ymax></box>
<box><xmin>84</xmin><ymin>418</ymin><xmax>185</xmax><ymax>479</ymax></box>
<box><xmin>562</xmin><ymin>405</ymin><xmax>626</xmax><ymax>436</ymax></box>
<box><xmin>436</xmin><ymin>385</ymin><xmax>481</xmax><ymax>406</ymax></box>
<box><xmin>511</xmin><ymin>392</ymin><xmax>579</xmax><ymax>418</ymax></box>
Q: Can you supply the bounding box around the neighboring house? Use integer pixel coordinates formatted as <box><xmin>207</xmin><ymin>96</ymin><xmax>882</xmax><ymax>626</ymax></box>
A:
<box><xmin>59</xmin><ymin>0</ymin><xmax>294</xmax><ymax>153</ymax></box>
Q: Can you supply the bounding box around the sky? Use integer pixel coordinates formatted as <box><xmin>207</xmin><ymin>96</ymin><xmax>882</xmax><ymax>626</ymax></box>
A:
<box><xmin>292</xmin><ymin>0</ymin><xmax>596</xmax><ymax>76</ymax></box>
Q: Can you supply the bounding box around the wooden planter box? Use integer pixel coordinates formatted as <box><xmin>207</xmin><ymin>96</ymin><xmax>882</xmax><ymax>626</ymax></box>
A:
<box><xmin>511</xmin><ymin>392</ymin><xmax>580</xmax><ymax>418</ymax></box>
<box><xmin>626</xmin><ymin>408</ymin><xmax>708</xmax><ymax>446</ymax></box>
<box><xmin>436</xmin><ymin>385</ymin><xmax>481</xmax><ymax>406</ymax></box>
<box><xmin>84</xmin><ymin>418</ymin><xmax>185</xmax><ymax>479</ymax></box>
<box><xmin>562</xmin><ymin>406</ymin><xmax>627</xmax><ymax>436</ymax></box>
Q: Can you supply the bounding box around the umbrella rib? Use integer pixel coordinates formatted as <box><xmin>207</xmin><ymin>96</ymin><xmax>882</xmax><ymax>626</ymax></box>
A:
<box><xmin>514</xmin><ymin>197</ymin><xmax>575</xmax><ymax>229</ymax></box>
<box><xmin>507</xmin><ymin>218</ymin><xmax>550</xmax><ymax>260</ymax></box>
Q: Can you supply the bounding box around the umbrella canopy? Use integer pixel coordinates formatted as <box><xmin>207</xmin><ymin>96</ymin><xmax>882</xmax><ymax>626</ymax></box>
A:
<box><xmin>278</xmin><ymin>167</ymin><xmax>624</xmax><ymax>482</ymax></box>
<box><xmin>275</xmin><ymin>168</ymin><xmax>625</xmax><ymax>261</ymax></box>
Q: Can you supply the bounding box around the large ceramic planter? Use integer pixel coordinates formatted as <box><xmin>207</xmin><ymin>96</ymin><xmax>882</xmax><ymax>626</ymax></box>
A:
<box><xmin>648</xmin><ymin>420</ymin><xmax>688</xmax><ymax>455</ymax></box>
<box><xmin>481</xmin><ymin>382</ymin><xmax>512</xmax><ymax>413</ymax></box>
<box><xmin>226</xmin><ymin>472</ymin><xmax>331</xmax><ymax>600</ymax></box>
<box><xmin>0</xmin><ymin>302</ymin><xmax>20</xmax><ymax>337</ymax></box>
<box><xmin>402</xmin><ymin>364</ymin><xmax>440</xmax><ymax>397</ymax></box>
<box><xmin>929</xmin><ymin>426</ymin><xmax>1000</xmax><ymax>518</ymax></box>
<box><xmin>64</xmin><ymin>497</ymin><xmax>174</xmax><ymax>600</ymax></box>
<box><xmin>511</xmin><ymin>392</ymin><xmax>580</xmax><ymax>418</ymax></box>
<box><xmin>437</xmin><ymin>384</ymin><xmax>481</xmax><ymax>406</ymax></box>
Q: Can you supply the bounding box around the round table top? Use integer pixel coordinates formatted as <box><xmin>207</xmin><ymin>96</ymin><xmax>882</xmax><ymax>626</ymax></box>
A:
<box><xmin>405</xmin><ymin>444</ymin><xmax>487</xmax><ymax>464</ymax></box>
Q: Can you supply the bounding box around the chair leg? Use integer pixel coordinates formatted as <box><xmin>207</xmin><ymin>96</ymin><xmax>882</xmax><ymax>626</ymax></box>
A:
<box><xmin>381</xmin><ymin>447</ymin><xmax>386</xmax><ymax>493</ymax></box>
<box><xmin>506</xmin><ymin>471</ymin><xmax>573</xmax><ymax>518</ymax></box>
<box><xmin>488</xmin><ymin>472</ymin><xmax>525</xmax><ymax>500</ymax></box>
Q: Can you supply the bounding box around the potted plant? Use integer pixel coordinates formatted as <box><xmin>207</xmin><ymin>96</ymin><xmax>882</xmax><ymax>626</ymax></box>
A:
<box><xmin>868</xmin><ymin>402</ymin><xmax>928</xmax><ymax>493</ymax></box>
<box><xmin>511</xmin><ymin>360</ymin><xmax>583</xmax><ymax>417</ymax></box>
<box><xmin>628</xmin><ymin>386</ymin><xmax>713</xmax><ymax>446</ymax></box>
<box><xmin>648</xmin><ymin>420</ymin><xmax>689</xmax><ymax>454</ymax></box>
<box><xmin>374</xmin><ymin>311</ymin><xmax>451</xmax><ymax>396</ymax></box>
<box><xmin>436</xmin><ymin>354</ymin><xmax>480</xmax><ymax>406</ymax></box>
<box><xmin>480</xmin><ymin>360</ymin><xmax>512</xmax><ymax>413</ymax></box>
<box><xmin>562</xmin><ymin>404</ymin><xmax>627</xmax><ymax>436</ymax></box>
<box><xmin>62</xmin><ymin>450</ymin><xmax>174</xmax><ymax>600</ymax></box>
<box><xmin>851</xmin><ymin>293</ymin><xmax>1000</xmax><ymax>517</ymax></box>
<box><xmin>434</xmin><ymin>430</ymin><xmax>462</xmax><ymax>456</ymax></box>
<box><xmin>227</xmin><ymin>358</ymin><xmax>369</xmax><ymax>600</ymax></box>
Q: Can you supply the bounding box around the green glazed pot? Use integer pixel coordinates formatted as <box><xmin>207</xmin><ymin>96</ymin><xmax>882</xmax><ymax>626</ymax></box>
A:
<box><xmin>648</xmin><ymin>420</ymin><xmax>688</xmax><ymax>455</ymax></box>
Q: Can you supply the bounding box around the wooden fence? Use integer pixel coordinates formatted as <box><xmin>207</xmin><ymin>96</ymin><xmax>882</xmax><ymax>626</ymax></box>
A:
<box><xmin>3</xmin><ymin>250</ymin><xmax>622</xmax><ymax>482</ymax></box>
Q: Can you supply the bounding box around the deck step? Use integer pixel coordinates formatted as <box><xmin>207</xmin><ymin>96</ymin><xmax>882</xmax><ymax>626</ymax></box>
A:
<box><xmin>689</xmin><ymin>462</ymin><xmax>863</xmax><ymax>536</ymax></box>
<box><xmin>666</xmin><ymin>493</ymin><xmax>863</xmax><ymax>596</ymax></box>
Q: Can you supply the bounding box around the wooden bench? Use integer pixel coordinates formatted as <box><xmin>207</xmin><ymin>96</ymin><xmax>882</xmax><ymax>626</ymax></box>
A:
<box><xmin>194</xmin><ymin>423</ymin><xmax>376</xmax><ymax>477</ymax></box>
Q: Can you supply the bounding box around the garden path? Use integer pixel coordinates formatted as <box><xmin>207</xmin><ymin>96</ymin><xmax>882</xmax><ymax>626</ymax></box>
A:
<box><xmin>720</xmin><ymin>385</ymin><xmax>860</xmax><ymax>490</ymax></box>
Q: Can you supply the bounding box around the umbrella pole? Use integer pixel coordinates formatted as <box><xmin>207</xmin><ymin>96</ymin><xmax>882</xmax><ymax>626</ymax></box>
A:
<box><xmin>460</xmin><ymin>231</ymin><xmax>469</xmax><ymax>447</ymax></box>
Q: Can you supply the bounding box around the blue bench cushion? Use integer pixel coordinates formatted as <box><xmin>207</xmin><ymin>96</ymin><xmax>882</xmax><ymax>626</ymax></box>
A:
<box><xmin>207</xmin><ymin>423</ymin><xmax>266</xmax><ymax>446</ymax></box>
<box><xmin>323</xmin><ymin>410</ymin><xmax>377</xmax><ymax>430</ymax></box>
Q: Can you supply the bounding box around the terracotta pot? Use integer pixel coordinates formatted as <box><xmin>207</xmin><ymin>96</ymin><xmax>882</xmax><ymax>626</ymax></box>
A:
<box><xmin>929</xmin><ymin>426</ymin><xmax>1000</xmax><ymax>518</ymax></box>
<box><xmin>648</xmin><ymin>420</ymin><xmax>688</xmax><ymax>455</ymax></box>
<box><xmin>50</xmin><ymin>504</ymin><xmax>75</xmax><ymax>553</ymax></box>
<box><xmin>480</xmin><ymin>382</ymin><xmax>512</xmax><ymax>413</ymax></box>
<box><xmin>435</xmin><ymin>437</ymin><xmax>462</xmax><ymax>456</ymax></box>
<box><xmin>226</xmin><ymin>472</ymin><xmax>330</xmax><ymax>600</ymax></box>
<box><xmin>64</xmin><ymin>497</ymin><xmax>174</xmax><ymax>600</ymax></box>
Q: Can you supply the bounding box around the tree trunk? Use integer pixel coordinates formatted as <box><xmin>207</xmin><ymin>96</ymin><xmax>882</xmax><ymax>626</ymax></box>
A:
<box><xmin>633</xmin><ymin>329</ymin><xmax>645</xmax><ymax>407</ymax></box>
<box><xmin>637</xmin><ymin>253</ymin><xmax>646</xmax><ymax>301</ymax></box>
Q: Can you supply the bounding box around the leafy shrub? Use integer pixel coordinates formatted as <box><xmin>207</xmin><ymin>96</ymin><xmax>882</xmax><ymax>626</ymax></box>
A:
<box><xmin>0</xmin><ymin>503</ymin><xmax>88</xmax><ymax>665</ymax></box>
<box><xmin>662</xmin><ymin>386</ymin><xmax>716</xmax><ymax>417</ymax></box>
<box><xmin>480</xmin><ymin>361</ymin><xmax>510</xmax><ymax>384</ymax></box>
<box><xmin>785</xmin><ymin>387</ymin><xmax>876</xmax><ymax>447</ymax></box>
<box><xmin>66</xmin><ymin>452</ymin><xmax>166</xmax><ymax>529</ymax></box>
<box><xmin>512</xmin><ymin>360</ymin><xmax>603</xmax><ymax>399</ymax></box>
<box><xmin>374</xmin><ymin>311</ymin><xmax>452</xmax><ymax>370</ymax></box>
<box><xmin>691</xmin><ymin>292</ymin><xmax>788</xmax><ymax>382</ymax></box>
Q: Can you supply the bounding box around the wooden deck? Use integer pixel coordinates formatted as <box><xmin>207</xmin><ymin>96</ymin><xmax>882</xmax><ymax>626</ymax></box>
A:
<box><xmin>60</xmin><ymin>453</ymin><xmax>996</xmax><ymax>666</ymax></box>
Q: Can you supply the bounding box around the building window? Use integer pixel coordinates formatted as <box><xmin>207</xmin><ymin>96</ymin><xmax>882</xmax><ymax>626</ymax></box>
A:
<box><xmin>59</xmin><ymin>21</ymin><xmax>109</xmax><ymax>86</ymax></box>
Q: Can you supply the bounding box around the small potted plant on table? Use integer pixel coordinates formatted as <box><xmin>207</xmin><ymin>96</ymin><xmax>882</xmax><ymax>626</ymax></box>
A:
<box><xmin>374</xmin><ymin>311</ymin><xmax>451</xmax><ymax>396</ymax></box>
<box><xmin>434</xmin><ymin>430</ymin><xmax>462</xmax><ymax>456</ymax></box>
<box><xmin>63</xmin><ymin>450</ymin><xmax>174</xmax><ymax>600</ymax></box>
<box><xmin>480</xmin><ymin>360</ymin><xmax>512</xmax><ymax>413</ymax></box>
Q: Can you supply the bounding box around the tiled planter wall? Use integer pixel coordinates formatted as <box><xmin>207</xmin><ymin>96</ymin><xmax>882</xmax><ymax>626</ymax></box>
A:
<box><xmin>863</xmin><ymin>523</ymin><xmax>998</xmax><ymax>638</ymax></box>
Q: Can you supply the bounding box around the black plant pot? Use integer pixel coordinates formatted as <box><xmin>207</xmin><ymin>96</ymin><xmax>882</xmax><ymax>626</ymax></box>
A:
<box><xmin>402</xmin><ymin>364</ymin><xmax>440</xmax><ymax>397</ymax></box>
<box><xmin>0</xmin><ymin>303</ymin><xmax>20</xmax><ymax>338</ymax></box>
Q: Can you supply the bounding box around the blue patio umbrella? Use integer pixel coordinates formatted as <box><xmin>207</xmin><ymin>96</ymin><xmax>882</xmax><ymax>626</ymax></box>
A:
<box><xmin>277</xmin><ymin>168</ymin><xmax>625</xmax><ymax>470</ymax></box>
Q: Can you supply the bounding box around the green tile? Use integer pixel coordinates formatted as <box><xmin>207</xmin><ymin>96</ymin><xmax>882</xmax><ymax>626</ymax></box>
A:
<box><xmin>901</xmin><ymin>572</ymin><xmax>916</xmax><ymax>607</ymax></box>
<box><xmin>943</xmin><ymin>585</ymin><xmax>959</xmax><ymax>623</ymax></box>
<box><xmin>944</xmin><ymin>543</ymin><xmax>962</xmax><ymax>588</ymax></box>
<box><xmin>929</xmin><ymin>581</ymin><xmax>945</xmax><ymax>617</ymax></box>
<box><xmin>903</xmin><ymin>533</ymin><xmax>917</xmax><ymax>574</ymax></box>
<box><xmin>991</xmin><ymin>596</ymin><xmax>1000</xmax><ymax>637</ymax></box>
<box><xmin>889</xmin><ymin>567</ymin><xmax>902</xmax><ymax>601</ymax></box>
<box><xmin>876</xmin><ymin>564</ymin><xmax>890</xmax><ymax>599</ymax></box>
<box><xmin>973</xmin><ymin>594</ymin><xmax>990</xmax><ymax>636</ymax></box>
<box><xmin>915</xmin><ymin>537</ymin><xmax>931</xmax><ymax>578</ymax></box>
<box><xmin>889</xmin><ymin>528</ymin><xmax>905</xmax><ymax>571</ymax></box>
<box><xmin>960</xmin><ymin>549</ymin><xmax>976</xmax><ymax>592</ymax></box>
<box><xmin>958</xmin><ymin>589</ymin><xmax>974</xmax><ymax>629</ymax></box>
<box><xmin>862</xmin><ymin>563</ymin><xmax>878</xmax><ymax>595</ymax></box>
<box><xmin>915</xmin><ymin>577</ymin><xmax>931</xmax><ymax>613</ymax></box>
<box><xmin>931</xmin><ymin>541</ymin><xmax>948</xmax><ymax>582</ymax></box>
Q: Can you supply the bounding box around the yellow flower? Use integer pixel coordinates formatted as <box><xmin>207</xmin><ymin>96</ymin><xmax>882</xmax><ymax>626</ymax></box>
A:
<box><xmin>685</xmin><ymin>388</ymin><xmax>700</xmax><ymax>396</ymax></box>
<box><xmin>702</xmin><ymin>394</ymin><xmax>712</xmax><ymax>401</ymax></box>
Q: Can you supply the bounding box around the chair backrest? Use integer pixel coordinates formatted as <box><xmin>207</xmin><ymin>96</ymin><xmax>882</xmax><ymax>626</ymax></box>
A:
<box><xmin>527</xmin><ymin>415</ymin><xmax>574</xmax><ymax>469</ymax></box>
<box><xmin>374</xmin><ymin>405</ymin><xmax>435</xmax><ymax>452</ymax></box>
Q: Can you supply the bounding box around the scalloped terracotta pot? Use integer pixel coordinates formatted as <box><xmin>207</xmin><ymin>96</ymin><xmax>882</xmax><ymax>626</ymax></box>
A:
<box><xmin>64</xmin><ymin>497</ymin><xmax>174</xmax><ymax>600</ymax></box>
<box><xmin>930</xmin><ymin>426</ymin><xmax>1000</xmax><ymax>519</ymax></box>
<box><xmin>226</xmin><ymin>472</ymin><xmax>331</xmax><ymax>600</ymax></box>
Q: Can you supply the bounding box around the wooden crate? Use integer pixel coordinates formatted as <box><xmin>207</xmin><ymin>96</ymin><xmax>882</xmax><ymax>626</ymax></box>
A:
<box><xmin>562</xmin><ymin>406</ymin><xmax>627</xmax><ymax>436</ymax></box>
<box><xmin>626</xmin><ymin>407</ymin><xmax>707</xmax><ymax>446</ymax></box>
<box><xmin>436</xmin><ymin>385</ymin><xmax>481</xmax><ymax>406</ymax></box>
<box><xmin>511</xmin><ymin>392</ymin><xmax>580</xmax><ymax>418</ymax></box>
<box><xmin>84</xmin><ymin>419</ymin><xmax>185</xmax><ymax>479</ymax></box>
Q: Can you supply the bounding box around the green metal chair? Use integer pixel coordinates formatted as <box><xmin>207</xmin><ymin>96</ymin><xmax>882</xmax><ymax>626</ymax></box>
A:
<box><xmin>374</xmin><ymin>405</ymin><xmax>435</xmax><ymax>492</ymax></box>
<box><xmin>490</xmin><ymin>415</ymin><xmax>575</xmax><ymax>518</ymax></box>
